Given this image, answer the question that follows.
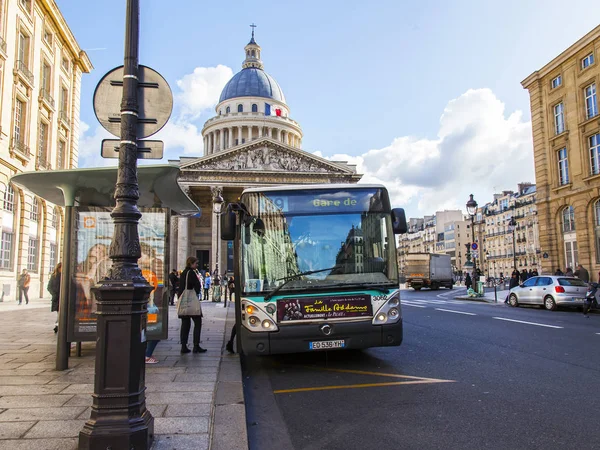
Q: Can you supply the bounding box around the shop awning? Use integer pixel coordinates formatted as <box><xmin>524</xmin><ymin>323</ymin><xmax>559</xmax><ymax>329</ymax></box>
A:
<box><xmin>10</xmin><ymin>165</ymin><xmax>200</xmax><ymax>216</ymax></box>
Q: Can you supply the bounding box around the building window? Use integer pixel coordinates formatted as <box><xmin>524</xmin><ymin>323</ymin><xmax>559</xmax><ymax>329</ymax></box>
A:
<box><xmin>585</xmin><ymin>83</ymin><xmax>597</xmax><ymax>119</ymax></box>
<box><xmin>27</xmin><ymin>238</ymin><xmax>38</xmax><ymax>272</ymax></box>
<box><xmin>225</xmin><ymin>106</ymin><xmax>230</xmax><ymax>114</ymax></box>
<box><xmin>562</xmin><ymin>206</ymin><xmax>575</xmax><ymax>233</ymax></box>
<box><xmin>3</xmin><ymin>184</ymin><xmax>14</xmax><ymax>212</ymax></box>
<box><xmin>61</xmin><ymin>54</ymin><xmax>70</xmax><ymax>73</ymax></box>
<box><xmin>551</xmin><ymin>75</ymin><xmax>562</xmax><ymax>89</ymax></box>
<box><xmin>565</xmin><ymin>240</ymin><xmax>578</xmax><ymax>270</ymax></box>
<box><xmin>30</xmin><ymin>197</ymin><xmax>39</xmax><ymax>222</ymax></box>
<box><xmin>582</xmin><ymin>53</ymin><xmax>595</xmax><ymax>69</ymax></box>
<box><xmin>57</xmin><ymin>140</ymin><xmax>66</xmax><ymax>169</ymax></box>
<box><xmin>0</xmin><ymin>232</ymin><xmax>13</xmax><ymax>270</ymax></box>
<box><xmin>554</xmin><ymin>102</ymin><xmax>564</xmax><ymax>134</ymax></box>
<box><xmin>43</xmin><ymin>28</ymin><xmax>52</xmax><ymax>46</ymax></box>
<box><xmin>18</xmin><ymin>31</ymin><xmax>30</xmax><ymax>68</ymax></box>
<box><xmin>38</xmin><ymin>121</ymin><xmax>49</xmax><ymax>165</ymax></box>
<box><xmin>252</xmin><ymin>104</ymin><xmax>258</xmax><ymax>113</ymax></box>
<box><xmin>51</xmin><ymin>207</ymin><xmax>58</xmax><ymax>228</ymax></box>
<box><xmin>60</xmin><ymin>86</ymin><xmax>68</xmax><ymax>116</ymax></box>
<box><xmin>558</xmin><ymin>147</ymin><xmax>569</xmax><ymax>185</ymax></box>
<box><xmin>591</xmin><ymin>134</ymin><xmax>600</xmax><ymax>175</ymax></box>
<box><xmin>49</xmin><ymin>242</ymin><xmax>57</xmax><ymax>272</ymax></box>
<box><xmin>237</xmin><ymin>104</ymin><xmax>243</xmax><ymax>113</ymax></box>
<box><xmin>13</xmin><ymin>99</ymin><xmax>25</xmax><ymax>146</ymax></box>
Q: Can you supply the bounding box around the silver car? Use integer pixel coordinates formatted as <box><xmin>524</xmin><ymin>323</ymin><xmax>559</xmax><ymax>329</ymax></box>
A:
<box><xmin>507</xmin><ymin>276</ymin><xmax>588</xmax><ymax>310</ymax></box>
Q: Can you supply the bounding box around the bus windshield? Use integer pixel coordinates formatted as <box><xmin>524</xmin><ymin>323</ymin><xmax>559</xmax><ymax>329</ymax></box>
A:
<box><xmin>240</xmin><ymin>188</ymin><xmax>399</xmax><ymax>294</ymax></box>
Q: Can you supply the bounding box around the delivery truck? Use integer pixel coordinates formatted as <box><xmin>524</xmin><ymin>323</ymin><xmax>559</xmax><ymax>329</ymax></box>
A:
<box><xmin>405</xmin><ymin>253</ymin><xmax>453</xmax><ymax>290</ymax></box>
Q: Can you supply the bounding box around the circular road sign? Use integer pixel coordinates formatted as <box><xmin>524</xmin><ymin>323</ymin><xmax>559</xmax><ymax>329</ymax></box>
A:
<box><xmin>93</xmin><ymin>65</ymin><xmax>173</xmax><ymax>139</ymax></box>
<box><xmin>543</xmin><ymin>252</ymin><xmax>549</xmax><ymax>259</ymax></box>
<box><xmin>472</xmin><ymin>243</ymin><xmax>478</xmax><ymax>250</ymax></box>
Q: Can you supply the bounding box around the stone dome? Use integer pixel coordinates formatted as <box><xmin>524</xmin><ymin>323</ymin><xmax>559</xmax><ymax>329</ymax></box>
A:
<box><xmin>219</xmin><ymin>68</ymin><xmax>286</xmax><ymax>104</ymax></box>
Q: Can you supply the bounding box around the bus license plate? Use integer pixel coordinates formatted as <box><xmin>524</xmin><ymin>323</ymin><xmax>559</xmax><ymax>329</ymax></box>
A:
<box><xmin>309</xmin><ymin>340</ymin><xmax>345</xmax><ymax>350</ymax></box>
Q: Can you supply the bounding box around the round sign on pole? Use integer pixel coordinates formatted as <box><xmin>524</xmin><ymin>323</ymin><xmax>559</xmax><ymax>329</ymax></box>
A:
<box><xmin>93</xmin><ymin>65</ymin><xmax>173</xmax><ymax>139</ymax></box>
<box><xmin>472</xmin><ymin>243</ymin><xmax>478</xmax><ymax>251</ymax></box>
<box><xmin>543</xmin><ymin>252</ymin><xmax>549</xmax><ymax>259</ymax></box>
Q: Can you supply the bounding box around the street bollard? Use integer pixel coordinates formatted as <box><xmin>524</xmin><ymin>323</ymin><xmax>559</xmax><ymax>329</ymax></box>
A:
<box><xmin>494</xmin><ymin>283</ymin><xmax>497</xmax><ymax>302</ymax></box>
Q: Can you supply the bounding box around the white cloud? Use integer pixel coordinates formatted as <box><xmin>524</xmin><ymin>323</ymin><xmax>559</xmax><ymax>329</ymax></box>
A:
<box><xmin>176</xmin><ymin>65</ymin><xmax>234</xmax><ymax>118</ymax></box>
<box><xmin>154</xmin><ymin>120</ymin><xmax>204</xmax><ymax>156</ymax></box>
<box><xmin>78</xmin><ymin>121</ymin><xmax>118</xmax><ymax>168</ymax></box>
<box><xmin>316</xmin><ymin>89</ymin><xmax>534</xmax><ymax>218</ymax></box>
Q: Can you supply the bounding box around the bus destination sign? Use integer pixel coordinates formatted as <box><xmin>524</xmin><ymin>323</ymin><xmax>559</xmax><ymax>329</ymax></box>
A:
<box><xmin>259</xmin><ymin>188</ymin><xmax>386</xmax><ymax>214</ymax></box>
<box><xmin>277</xmin><ymin>294</ymin><xmax>373</xmax><ymax>322</ymax></box>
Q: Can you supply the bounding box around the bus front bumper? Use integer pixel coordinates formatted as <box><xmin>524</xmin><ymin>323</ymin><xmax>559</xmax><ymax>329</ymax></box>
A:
<box><xmin>240</xmin><ymin>319</ymin><xmax>403</xmax><ymax>356</ymax></box>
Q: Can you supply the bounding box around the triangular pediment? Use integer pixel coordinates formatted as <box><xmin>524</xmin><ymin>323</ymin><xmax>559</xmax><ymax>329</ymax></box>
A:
<box><xmin>179</xmin><ymin>138</ymin><xmax>356</xmax><ymax>175</ymax></box>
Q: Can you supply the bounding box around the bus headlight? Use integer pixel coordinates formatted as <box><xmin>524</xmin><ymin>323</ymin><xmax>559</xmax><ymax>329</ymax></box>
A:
<box><xmin>372</xmin><ymin>292</ymin><xmax>402</xmax><ymax>325</ymax></box>
<box><xmin>241</xmin><ymin>299</ymin><xmax>279</xmax><ymax>332</ymax></box>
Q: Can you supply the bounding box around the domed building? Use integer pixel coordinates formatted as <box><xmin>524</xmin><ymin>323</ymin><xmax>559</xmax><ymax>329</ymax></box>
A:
<box><xmin>170</xmin><ymin>31</ymin><xmax>362</xmax><ymax>273</ymax></box>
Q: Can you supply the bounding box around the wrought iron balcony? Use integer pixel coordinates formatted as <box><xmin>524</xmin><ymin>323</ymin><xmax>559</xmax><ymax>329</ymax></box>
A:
<box><xmin>15</xmin><ymin>60</ymin><xmax>34</xmax><ymax>85</ymax></box>
<box><xmin>36</xmin><ymin>152</ymin><xmax>51</xmax><ymax>170</ymax></box>
<box><xmin>39</xmin><ymin>88</ymin><xmax>55</xmax><ymax>109</ymax></box>
<box><xmin>10</xmin><ymin>137</ymin><xmax>30</xmax><ymax>158</ymax></box>
<box><xmin>59</xmin><ymin>110</ymin><xmax>69</xmax><ymax>124</ymax></box>
<box><xmin>0</xmin><ymin>36</ymin><xmax>6</xmax><ymax>54</ymax></box>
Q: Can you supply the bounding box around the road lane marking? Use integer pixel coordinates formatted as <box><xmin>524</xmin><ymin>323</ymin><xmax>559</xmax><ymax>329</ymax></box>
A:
<box><xmin>274</xmin><ymin>379</ymin><xmax>455</xmax><ymax>394</ymax></box>
<box><xmin>493</xmin><ymin>317</ymin><xmax>563</xmax><ymax>329</ymax></box>
<box><xmin>402</xmin><ymin>303</ymin><xmax>427</xmax><ymax>308</ymax></box>
<box><xmin>435</xmin><ymin>308</ymin><xmax>477</xmax><ymax>316</ymax></box>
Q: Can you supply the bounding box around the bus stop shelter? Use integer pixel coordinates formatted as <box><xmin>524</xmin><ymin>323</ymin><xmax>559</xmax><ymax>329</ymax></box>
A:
<box><xmin>10</xmin><ymin>165</ymin><xmax>201</xmax><ymax>369</ymax></box>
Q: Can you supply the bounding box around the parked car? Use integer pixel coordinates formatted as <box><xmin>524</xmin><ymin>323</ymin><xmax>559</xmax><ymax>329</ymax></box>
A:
<box><xmin>507</xmin><ymin>276</ymin><xmax>588</xmax><ymax>311</ymax></box>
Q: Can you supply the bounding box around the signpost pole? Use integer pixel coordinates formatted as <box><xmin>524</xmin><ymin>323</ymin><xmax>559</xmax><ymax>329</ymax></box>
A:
<box><xmin>79</xmin><ymin>0</ymin><xmax>154</xmax><ymax>448</ymax></box>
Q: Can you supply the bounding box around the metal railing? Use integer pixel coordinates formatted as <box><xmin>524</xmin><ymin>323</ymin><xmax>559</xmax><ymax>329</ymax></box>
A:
<box><xmin>11</xmin><ymin>137</ymin><xmax>30</xmax><ymax>158</ymax></box>
<box><xmin>59</xmin><ymin>110</ymin><xmax>69</xmax><ymax>124</ymax></box>
<box><xmin>36</xmin><ymin>152</ymin><xmax>51</xmax><ymax>170</ymax></box>
<box><xmin>0</xmin><ymin>36</ymin><xmax>6</xmax><ymax>54</ymax></box>
<box><xmin>39</xmin><ymin>88</ymin><xmax>55</xmax><ymax>108</ymax></box>
<box><xmin>15</xmin><ymin>60</ymin><xmax>34</xmax><ymax>85</ymax></box>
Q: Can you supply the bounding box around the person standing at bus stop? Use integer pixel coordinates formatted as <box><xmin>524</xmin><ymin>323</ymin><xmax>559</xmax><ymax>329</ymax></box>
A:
<box><xmin>178</xmin><ymin>257</ymin><xmax>207</xmax><ymax>354</ymax></box>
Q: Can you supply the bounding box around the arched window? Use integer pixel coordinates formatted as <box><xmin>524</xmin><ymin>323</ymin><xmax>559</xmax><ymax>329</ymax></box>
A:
<box><xmin>30</xmin><ymin>198</ymin><xmax>39</xmax><ymax>222</ymax></box>
<box><xmin>594</xmin><ymin>199</ymin><xmax>600</xmax><ymax>263</ymax></box>
<box><xmin>3</xmin><ymin>184</ymin><xmax>14</xmax><ymax>212</ymax></box>
<box><xmin>238</xmin><ymin>104</ymin><xmax>243</xmax><ymax>113</ymax></box>
<box><xmin>252</xmin><ymin>104</ymin><xmax>258</xmax><ymax>113</ymax></box>
<box><xmin>251</xmin><ymin>50</ymin><xmax>256</xmax><ymax>57</ymax></box>
<box><xmin>562</xmin><ymin>206</ymin><xmax>575</xmax><ymax>233</ymax></box>
<box><xmin>226</xmin><ymin>106</ymin><xmax>230</xmax><ymax>114</ymax></box>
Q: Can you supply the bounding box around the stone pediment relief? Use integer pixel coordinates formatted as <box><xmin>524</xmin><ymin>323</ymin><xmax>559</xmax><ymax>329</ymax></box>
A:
<box><xmin>184</xmin><ymin>145</ymin><xmax>350</xmax><ymax>174</ymax></box>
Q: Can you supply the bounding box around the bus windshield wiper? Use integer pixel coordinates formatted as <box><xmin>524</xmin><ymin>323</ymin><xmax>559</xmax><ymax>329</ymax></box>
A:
<box><xmin>264</xmin><ymin>265</ymin><xmax>341</xmax><ymax>301</ymax></box>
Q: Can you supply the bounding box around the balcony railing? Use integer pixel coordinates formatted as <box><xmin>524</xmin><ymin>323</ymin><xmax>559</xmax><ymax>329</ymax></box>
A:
<box><xmin>0</xmin><ymin>36</ymin><xmax>6</xmax><ymax>54</ymax></box>
<box><xmin>59</xmin><ymin>110</ymin><xmax>69</xmax><ymax>124</ymax></box>
<box><xmin>36</xmin><ymin>152</ymin><xmax>51</xmax><ymax>170</ymax></box>
<box><xmin>39</xmin><ymin>88</ymin><xmax>55</xmax><ymax>109</ymax></box>
<box><xmin>11</xmin><ymin>137</ymin><xmax>30</xmax><ymax>158</ymax></box>
<box><xmin>15</xmin><ymin>60</ymin><xmax>34</xmax><ymax>85</ymax></box>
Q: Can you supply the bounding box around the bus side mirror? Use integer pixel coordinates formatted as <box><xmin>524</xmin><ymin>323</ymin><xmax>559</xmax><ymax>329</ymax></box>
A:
<box><xmin>392</xmin><ymin>208</ymin><xmax>408</xmax><ymax>234</ymax></box>
<box><xmin>221</xmin><ymin>211</ymin><xmax>236</xmax><ymax>241</ymax></box>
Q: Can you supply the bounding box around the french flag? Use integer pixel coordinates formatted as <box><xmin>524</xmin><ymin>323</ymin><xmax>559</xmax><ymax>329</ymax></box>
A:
<box><xmin>265</xmin><ymin>103</ymin><xmax>282</xmax><ymax>117</ymax></box>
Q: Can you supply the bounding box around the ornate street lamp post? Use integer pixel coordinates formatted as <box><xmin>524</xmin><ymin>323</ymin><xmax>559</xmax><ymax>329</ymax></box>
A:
<box><xmin>466</xmin><ymin>194</ymin><xmax>478</xmax><ymax>279</ymax></box>
<box><xmin>213</xmin><ymin>192</ymin><xmax>224</xmax><ymax>275</ymax></box>
<box><xmin>508</xmin><ymin>216</ymin><xmax>517</xmax><ymax>271</ymax></box>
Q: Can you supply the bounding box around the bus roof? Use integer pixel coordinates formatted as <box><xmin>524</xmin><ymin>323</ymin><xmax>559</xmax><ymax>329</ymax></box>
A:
<box><xmin>241</xmin><ymin>183</ymin><xmax>386</xmax><ymax>194</ymax></box>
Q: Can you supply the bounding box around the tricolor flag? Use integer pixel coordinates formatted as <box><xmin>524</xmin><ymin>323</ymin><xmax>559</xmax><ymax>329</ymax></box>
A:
<box><xmin>265</xmin><ymin>103</ymin><xmax>283</xmax><ymax>117</ymax></box>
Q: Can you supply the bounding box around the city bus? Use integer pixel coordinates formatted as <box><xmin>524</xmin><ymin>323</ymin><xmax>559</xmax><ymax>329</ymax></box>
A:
<box><xmin>221</xmin><ymin>184</ymin><xmax>408</xmax><ymax>355</ymax></box>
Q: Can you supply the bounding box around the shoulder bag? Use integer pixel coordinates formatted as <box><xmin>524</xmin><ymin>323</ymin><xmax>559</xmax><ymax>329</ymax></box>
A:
<box><xmin>176</xmin><ymin>271</ymin><xmax>203</xmax><ymax>317</ymax></box>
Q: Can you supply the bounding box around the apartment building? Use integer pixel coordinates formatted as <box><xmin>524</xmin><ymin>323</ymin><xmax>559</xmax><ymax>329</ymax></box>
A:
<box><xmin>0</xmin><ymin>0</ymin><xmax>92</xmax><ymax>300</ymax></box>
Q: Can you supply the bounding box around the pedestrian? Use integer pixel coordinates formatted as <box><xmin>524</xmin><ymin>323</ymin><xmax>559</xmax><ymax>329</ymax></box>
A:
<box><xmin>145</xmin><ymin>340</ymin><xmax>160</xmax><ymax>364</ymax></box>
<box><xmin>520</xmin><ymin>269</ymin><xmax>528</xmax><ymax>283</ymax></box>
<box><xmin>212</xmin><ymin>274</ymin><xmax>221</xmax><ymax>302</ymax></box>
<box><xmin>555</xmin><ymin>268</ymin><xmax>564</xmax><ymax>276</ymax></box>
<box><xmin>178</xmin><ymin>257</ymin><xmax>207</xmax><ymax>354</ymax></box>
<box><xmin>203</xmin><ymin>271</ymin><xmax>211</xmax><ymax>301</ymax></box>
<box><xmin>168</xmin><ymin>269</ymin><xmax>179</xmax><ymax>306</ymax></box>
<box><xmin>48</xmin><ymin>263</ymin><xmax>62</xmax><ymax>333</ymax></box>
<box><xmin>17</xmin><ymin>269</ymin><xmax>30</xmax><ymax>305</ymax></box>
<box><xmin>506</xmin><ymin>272</ymin><xmax>520</xmax><ymax>303</ymax></box>
<box><xmin>227</xmin><ymin>276</ymin><xmax>235</xmax><ymax>302</ymax></box>
<box><xmin>528</xmin><ymin>269</ymin><xmax>533</xmax><ymax>278</ymax></box>
<box><xmin>465</xmin><ymin>273</ymin><xmax>472</xmax><ymax>290</ymax></box>
<box><xmin>531</xmin><ymin>268</ymin><xmax>539</xmax><ymax>277</ymax></box>
<box><xmin>565</xmin><ymin>267</ymin><xmax>574</xmax><ymax>277</ymax></box>
<box><xmin>225</xmin><ymin>325</ymin><xmax>236</xmax><ymax>354</ymax></box>
<box><xmin>575</xmin><ymin>264</ymin><xmax>590</xmax><ymax>283</ymax></box>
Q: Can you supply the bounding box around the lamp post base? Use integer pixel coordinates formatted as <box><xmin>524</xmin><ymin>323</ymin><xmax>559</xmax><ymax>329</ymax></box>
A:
<box><xmin>79</xmin><ymin>410</ymin><xmax>153</xmax><ymax>450</ymax></box>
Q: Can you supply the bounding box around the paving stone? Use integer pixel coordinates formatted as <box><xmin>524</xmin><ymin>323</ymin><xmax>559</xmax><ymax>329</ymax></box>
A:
<box><xmin>182</xmin><ymin>366</ymin><xmax>218</xmax><ymax>374</ymax></box>
<box><xmin>146</xmin><ymin>373</ymin><xmax>177</xmax><ymax>383</ymax></box>
<box><xmin>0</xmin><ymin>421</ymin><xmax>36</xmax><ymax>439</ymax></box>
<box><xmin>15</xmin><ymin>362</ymin><xmax>56</xmax><ymax>370</ymax></box>
<box><xmin>163</xmin><ymin>403</ymin><xmax>211</xmax><ymax>418</ymax></box>
<box><xmin>154</xmin><ymin>417</ymin><xmax>209</xmax><ymax>434</ymax></box>
<box><xmin>146</xmin><ymin>392</ymin><xmax>212</xmax><ymax>405</ymax></box>
<box><xmin>23</xmin><ymin>420</ymin><xmax>85</xmax><ymax>439</ymax></box>
<box><xmin>48</xmin><ymin>373</ymin><xmax>94</xmax><ymax>384</ymax></box>
<box><xmin>0</xmin><ymin>369</ymin><xmax>45</xmax><ymax>376</ymax></box>
<box><xmin>0</xmin><ymin>375</ymin><xmax>57</xmax><ymax>385</ymax></box>
<box><xmin>147</xmin><ymin>404</ymin><xmax>168</xmax><ymax>418</ymax></box>
<box><xmin>0</xmin><ymin>384</ymin><xmax>70</xmax><ymax>396</ymax></box>
<box><xmin>145</xmin><ymin>367</ymin><xmax>186</xmax><ymax>374</ymax></box>
<box><xmin>145</xmin><ymin>382</ymin><xmax>214</xmax><ymax>393</ymax></box>
<box><xmin>151</xmin><ymin>433</ymin><xmax>209</xmax><ymax>450</ymax></box>
<box><xmin>0</xmin><ymin>395</ymin><xmax>74</xmax><ymax>408</ymax></box>
<box><xmin>58</xmin><ymin>384</ymin><xmax>93</xmax><ymax>394</ymax></box>
<box><xmin>0</xmin><ymin>438</ymin><xmax>78</xmax><ymax>449</ymax></box>
<box><xmin>0</xmin><ymin>407</ymin><xmax>87</xmax><ymax>422</ymax></box>
<box><xmin>215</xmin><ymin>381</ymin><xmax>244</xmax><ymax>406</ymax></box>
<box><xmin>62</xmin><ymin>395</ymin><xmax>92</xmax><ymax>407</ymax></box>
<box><xmin>174</xmin><ymin>373</ymin><xmax>217</xmax><ymax>383</ymax></box>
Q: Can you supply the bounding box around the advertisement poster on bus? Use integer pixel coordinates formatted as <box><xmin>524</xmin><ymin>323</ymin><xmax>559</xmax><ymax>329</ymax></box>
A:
<box><xmin>277</xmin><ymin>294</ymin><xmax>373</xmax><ymax>322</ymax></box>
<box><xmin>69</xmin><ymin>206</ymin><xmax>169</xmax><ymax>341</ymax></box>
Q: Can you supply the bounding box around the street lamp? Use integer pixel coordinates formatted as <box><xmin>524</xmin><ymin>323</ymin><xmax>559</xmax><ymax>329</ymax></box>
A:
<box><xmin>466</xmin><ymin>194</ymin><xmax>478</xmax><ymax>279</ymax></box>
<box><xmin>508</xmin><ymin>216</ymin><xmax>517</xmax><ymax>271</ymax></box>
<box><xmin>213</xmin><ymin>192</ymin><xmax>224</xmax><ymax>275</ymax></box>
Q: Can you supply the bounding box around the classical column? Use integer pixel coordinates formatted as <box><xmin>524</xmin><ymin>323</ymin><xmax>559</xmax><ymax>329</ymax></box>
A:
<box><xmin>210</xmin><ymin>132</ymin><xmax>214</xmax><ymax>154</ymax></box>
<box><xmin>238</xmin><ymin>126</ymin><xmax>243</xmax><ymax>145</ymax></box>
<box><xmin>203</xmin><ymin>135</ymin><xmax>207</xmax><ymax>154</ymax></box>
<box><xmin>259</xmin><ymin>126</ymin><xmax>263</xmax><ymax>138</ymax></box>
<box><xmin>268</xmin><ymin>127</ymin><xmax>273</xmax><ymax>138</ymax></box>
<box><xmin>228</xmin><ymin>127</ymin><xmax>233</xmax><ymax>148</ymax></box>
<box><xmin>277</xmin><ymin>129</ymin><xmax>282</xmax><ymax>142</ymax></box>
<box><xmin>211</xmin><ymin>186</ymin><xmax>223</xmax><ymax>274</ymax></box>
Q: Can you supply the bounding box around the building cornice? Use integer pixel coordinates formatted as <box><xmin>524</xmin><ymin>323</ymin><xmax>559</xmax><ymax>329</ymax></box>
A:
<box><xmin>521</xmin><ymin>24</ymin><xmax>600</xmax><ymax>89</ymax></box>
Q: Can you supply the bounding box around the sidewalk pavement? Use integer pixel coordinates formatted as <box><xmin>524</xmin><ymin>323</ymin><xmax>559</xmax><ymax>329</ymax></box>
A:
<box><xmin>0</xmin><ymin>299</ymin><xmax>247</xmax><ymax>450</ymax></box>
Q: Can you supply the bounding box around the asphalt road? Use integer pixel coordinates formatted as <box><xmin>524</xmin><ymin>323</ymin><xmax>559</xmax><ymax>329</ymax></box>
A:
<box><xmin>241</xmin><ymin>287</ymin><xmax>600</xmax><ymax>450</ymax></box>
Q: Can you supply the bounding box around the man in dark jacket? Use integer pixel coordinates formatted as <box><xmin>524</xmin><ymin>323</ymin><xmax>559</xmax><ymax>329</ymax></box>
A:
<box><xmin>168</xmin><ymin>269</ymin><xmax>179</xmax><ymax>305</ymax></box>
<box><xmin>520</xmin><ymin>269</ymin><xmax>528</xmax><ymax>283</ymax></box>
<box><xmin>575</xmin><ymin>264</ymin><xmax>590</xmax><ymax>283</ymax></box>
<box><xmin>506</xmin><ymin>273</ymin><xmax>520</xmax><ymax>304</ymax></box>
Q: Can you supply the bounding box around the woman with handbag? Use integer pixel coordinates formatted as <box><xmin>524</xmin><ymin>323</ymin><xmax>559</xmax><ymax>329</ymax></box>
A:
<box><xmin>177</xmin><ymin>257</ymin><xmax>207</xmax><ymax>354</ymax></box>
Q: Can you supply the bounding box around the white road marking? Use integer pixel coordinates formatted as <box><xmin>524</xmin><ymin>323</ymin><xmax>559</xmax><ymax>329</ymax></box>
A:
<box><xmin>493</xmin><ymin>317</ymin><xmax>563</xmax><ymax>329</ymax></box>
<box><xmin>435</xmin><ymin>308</ymin><xmax>477</xmax><ymax>316</ymax></box>
<box><xmin>401</xmin><ymin>302</ymin><xmax>427</xmax><ymax>308</ymax></box>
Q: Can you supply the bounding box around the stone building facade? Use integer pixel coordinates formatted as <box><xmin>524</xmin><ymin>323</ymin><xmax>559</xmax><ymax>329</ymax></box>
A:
<box><xmin>0</xmin><ymin>0</ymin><xmax>91</xmax><ymax>300</ymax></box>
<box><xmin>170</xmin><ymin>33</ymin><xmax>361</xmax><ymax>273</ymax></box>
<box><xmin>522</xmin><ymin>25</ymin><xmax>600</xmax><ymax>279</ymax></box>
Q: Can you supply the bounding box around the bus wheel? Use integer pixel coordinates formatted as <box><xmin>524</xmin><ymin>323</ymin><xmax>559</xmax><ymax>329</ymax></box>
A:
<box><xmin>413</xmin><ymin>287</ymin><xmax>421</xmax><ymax>291</ymax></box>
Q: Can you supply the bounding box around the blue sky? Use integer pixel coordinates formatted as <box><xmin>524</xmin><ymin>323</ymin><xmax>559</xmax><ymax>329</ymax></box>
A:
<box><xmin>56</xmin><ymin>0</ymin><xmax>600</xmax><ymax>217</ymax></box>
